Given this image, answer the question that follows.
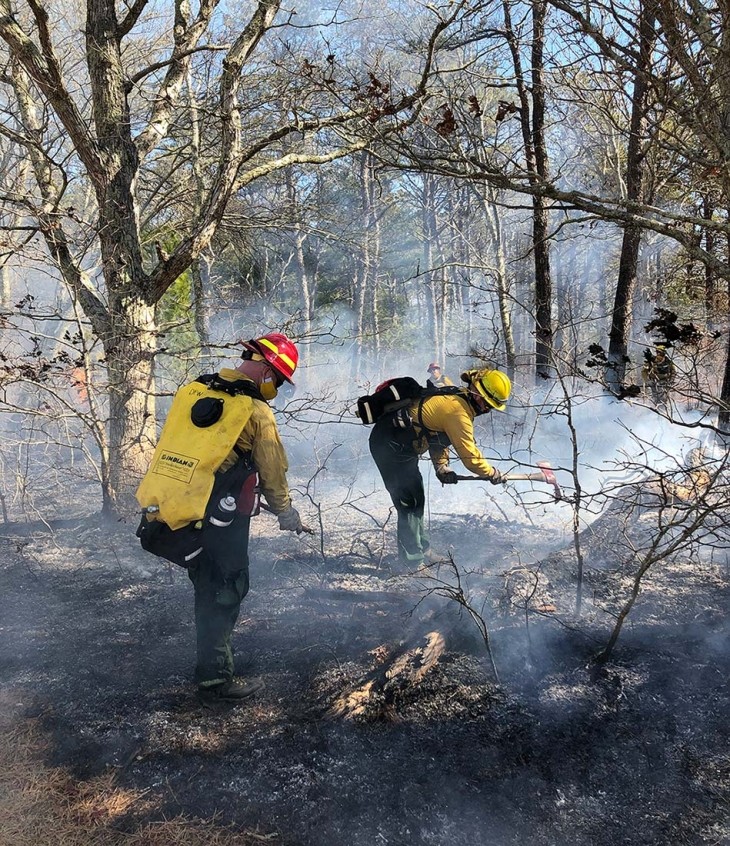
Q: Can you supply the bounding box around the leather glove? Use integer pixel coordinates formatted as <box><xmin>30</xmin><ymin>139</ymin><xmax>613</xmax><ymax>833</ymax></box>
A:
<box><xmin>277</xmin><ymin>505</ymin><xmax>303</xmax><ymax>532</ymax></box>
<box><xmin>436</xmin><ymin>467</ymin><xmax>458</xmax><ymax>485</ymax></box>
<box><xmin>277</xmin><ymin>505</ymin><xmax>314</xmax><ymax>535</ymax></box>
<box><xmin>488</xmin><ymin>468</ymin><xmax>506</xmax><ymax>485</ymax></box>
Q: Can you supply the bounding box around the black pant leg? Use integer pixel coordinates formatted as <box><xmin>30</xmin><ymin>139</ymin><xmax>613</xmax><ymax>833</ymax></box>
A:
<box><xmin>369</xmin><ymin>418</ymin><xmax>429</xmax><ymax>562</ymax></box>
<box><xmin>187</xmin><ymin>516</ymin><xmax>251</xmax><ymax>687</ymax></box>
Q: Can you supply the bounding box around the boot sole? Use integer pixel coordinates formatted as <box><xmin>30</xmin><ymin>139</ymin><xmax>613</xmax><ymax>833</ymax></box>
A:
<box><xmin>197</xmin><ymin>678</ymin><xmax>265</xmax><ymax>703</ymax></box>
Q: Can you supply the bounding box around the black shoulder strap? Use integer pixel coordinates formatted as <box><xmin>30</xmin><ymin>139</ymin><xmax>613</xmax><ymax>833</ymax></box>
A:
<box><xmin>416</xmin><ymin>386</ymin><xmax>469</xmax><ymax>432</ymax></box>
<box><xmin>422</xmin><ymin>385</ymin><xmax>464</xmax><ymax>399</ymax></box>
<box><xmin>417</xmin><ymin>396</ymin><xmax>427</xmax><ymax>431</ymax></box>
<box><xmin>196</xmin><ymin>373</ymin><xmax>265</xmax><ymax>402</ymax></box>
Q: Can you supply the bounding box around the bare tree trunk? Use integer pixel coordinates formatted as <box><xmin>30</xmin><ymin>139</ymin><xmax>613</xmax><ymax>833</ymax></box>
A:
<box><xmin>104</xmin><ymin>295</ymin><xmax>157</xmax><ymax>512</ymax></box>
<box><xmin>703</xmin><ymin>195</ymin><xmax>717</xmax><ymax>326</ymax></box>
<box><xmin>86</xmin><ymin>0</ymin><xmax>158</xmax><ymax>508</ymax></box>
<box><xmin>531</xmin><ymin>0</ymin><xmax>553</xmax><ymax>380</ymax></box>
<box><xmin>608</xmin><ymin>226</ymin><xmax>640</xmax><ymax>387</ymax></box>
<box><xmin>607</xmin><ymin>0</ymin><xmax>657</xmax><ymax>390</ymax></box>
<box><xmin>481</xmin><ymin>187</ymin><xmax>516</xmax><ymax>373</ymax></box>
<box><xmin>284</xmin><ymin>165</ymin><xmax>314</xmax><ymax>344</ymax></box>
<box><xmin>720</xmin><ymin>212</ymin><xmax>730</xmax><ymax>433</ymax></box>
<box><xmin>187</xmin><ymin>64</ymin><xmax>211</xmax><ymax>355</ymax></box>
<box><xmin>447</xmin><ymin>187</ymin><xmax>465</xmax><ymax>317</ymax></box>
<box><xmin>190</xmin><ymin>247</ymin><xmax>212</xmax><ymax>357</ymax></box>
<box><xmin>362</xmin><ymin>153</ymin><xmax>381</xmax><ymax>357</ymax></box>
<box><xmin>719</xmin><ymin>321</ymin><xmax>730</xmax><ymax>434</ymax></box>
<box><xmin>351</xmin><ymin>254</ymin><xmax>366</xmax><ymax>380</ymax></box>
<box><xmin>352</xmin><ymin>152</ymin><xmax>382</xmax><ymax>374</ymax></box>
<box><xmin>0</xmin><ymin>260</ymin><xmax>9</xmax><ymax>308</ymax></box>
<box><xmin>555</xmin><ymin>239</ymin><xmax>581</xmax><ymax>357</ymax></box>
<box><xmin>284</xmin><ymin>158</ymin><xmax>324</xmax><ymax>346</ymax></box>
<box><xmin>422</xmin><ymin>172</ymin><xmax>440</xmax><ymax>362</ymax></box>
<box><xmin>503</xmin><ymin>0</ymin><xmax>553</xmax><ymax>382</ymax></box>
<box><xmin>434</xmin><ymin>215</ymin><xmax>448</xmax><ymax>364</ymax></box>
<box><xmin>421</xmin><ymin>172</ymin><xmax>448</xmax><ymax>364</ymax></box>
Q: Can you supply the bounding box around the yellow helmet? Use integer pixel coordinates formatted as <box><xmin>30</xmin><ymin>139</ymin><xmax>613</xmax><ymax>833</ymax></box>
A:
<box><xmin>471</xmin><ymin>368</ymin><xmax>511</xmax><ymax>411</ymax></box>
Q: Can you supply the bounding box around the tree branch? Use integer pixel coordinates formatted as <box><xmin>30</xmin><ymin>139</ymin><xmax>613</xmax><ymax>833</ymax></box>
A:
<box><xmin>125</xmin><ymin>43</ymin><xmax>229</xmax><ymax>90</ymax></box>
<box><xmin>133</xmin><ymin>0</ymin><xmax>221</xmax><ymax>159</ymax></box>
<box><xmin>0</xmin><ymin>1</ymin><xmax>104</xmax><ymax>180</ymax></box>
<box><xmin>118</xmin><ymin>0</ymin><xmax>149</xmax><ymax>37</ymax></box>
<box><xmin>143</xmin><ymin>0</ymin><xmax>468</xmax><ymax>302</ymax></box>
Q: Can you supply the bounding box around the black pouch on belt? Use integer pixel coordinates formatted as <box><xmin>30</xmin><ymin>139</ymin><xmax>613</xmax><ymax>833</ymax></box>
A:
<box><xmin>136</xmin><ymin>517</ymin><xmax>205</xmax><ymax>568</ymax></box>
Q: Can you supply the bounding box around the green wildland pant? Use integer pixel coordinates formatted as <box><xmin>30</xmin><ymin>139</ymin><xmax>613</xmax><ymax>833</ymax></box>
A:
<box><xmin>369</xmin><ymin>415</ymin><xmax>430</xmax><ymax>565</ymax></box>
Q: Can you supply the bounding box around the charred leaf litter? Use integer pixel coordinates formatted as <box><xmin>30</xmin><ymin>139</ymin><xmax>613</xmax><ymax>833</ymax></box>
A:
<box><xmin>0</xmin><ymin>503</ymin><xmax>728</xmax><ymax>846</ymax></box>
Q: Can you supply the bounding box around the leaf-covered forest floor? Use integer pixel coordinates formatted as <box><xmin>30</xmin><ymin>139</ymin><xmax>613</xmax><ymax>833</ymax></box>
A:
<box><xmin>1</xmin><ymin>487</ymin><xmax>729</xmax><ymax>846</ymax></box>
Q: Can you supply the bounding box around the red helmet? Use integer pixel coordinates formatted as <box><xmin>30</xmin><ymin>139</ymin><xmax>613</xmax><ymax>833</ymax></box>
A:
<box><xmin>241</xmin><ymin>332</ymin><xmax>298</xmax><ymax>383</ymax></box>
<box><xmin>427</xmin><ymin>362</ymin><xmax>441</xmax><ymax>372</ymax></box>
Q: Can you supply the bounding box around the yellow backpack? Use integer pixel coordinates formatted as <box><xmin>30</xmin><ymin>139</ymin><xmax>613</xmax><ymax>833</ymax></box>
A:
<box><xmin>136</xmin><ymin>375</ymin><xmax>257</xmax><ymax>530</ymax></box>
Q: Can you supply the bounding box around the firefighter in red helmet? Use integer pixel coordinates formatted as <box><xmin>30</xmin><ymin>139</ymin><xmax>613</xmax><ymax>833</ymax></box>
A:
<box><xmin>240</xmin><ymin>333</ymin><xmax>298</xmax><ymax>389</ymax></box>
<box><xmin>426</xmin><ymin>361</ymin><xmax>453</xmax><ymax>389</ymax></box>
<box><xmin>137</xmin><ymin>332</ymin><xmax>309</xmax><ymax>702</ymax></box>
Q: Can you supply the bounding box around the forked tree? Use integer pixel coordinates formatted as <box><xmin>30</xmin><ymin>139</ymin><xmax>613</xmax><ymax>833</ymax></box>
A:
<box><xmin>0</xmin><ymin>0</ymin><xmax>474</xmax><ymax>511</ymax></box>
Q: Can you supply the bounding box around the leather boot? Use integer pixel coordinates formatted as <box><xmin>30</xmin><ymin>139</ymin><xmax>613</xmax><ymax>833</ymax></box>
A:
<box><xmin>422</xmin><ymin>548</ymin><xmax>448</xmax><ymax>564</ymax></box>
<box><xmin>198</xmin><ymin>677</ymin><xmax>264</xmax><ymax>702</ymax></box>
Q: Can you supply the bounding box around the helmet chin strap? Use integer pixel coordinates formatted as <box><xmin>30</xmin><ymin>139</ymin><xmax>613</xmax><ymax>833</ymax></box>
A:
<box><xmin>236</xmin><ymin>357</ymin><xmax>276</xmax><ymax>393</ymax></box>
<box><xmin>467</xmin><ymin>386</ymin><xmax>490</xmax><ymax>415</ymax></box>
<box><xmin>252</xmin><ymin>356</ymin><xmax>275</xmax><ymax>390</ymax></box>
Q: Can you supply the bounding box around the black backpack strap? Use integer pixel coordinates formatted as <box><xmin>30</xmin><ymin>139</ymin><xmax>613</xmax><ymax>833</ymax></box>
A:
<box><xmin>415</xmin><ymin>387</ymin><xmax>473</xmax><ymax>448</ymax></box>
<box><xmin>416</xmin><ymin>386</ymin><xmax>468</xmax><ymax>429</ymax></box>
<box><xmin>422</xmin><ymin>385</ymin><xmax>464</xmax><ymax>399</ymax></box>
<box><xmin>207</xmin><ymin>450</ymin><xmax>257</xmax><ymax>517</ymax></box>
<box><xmin>416</xmin><ymin>395</ymin><xmax>428</xmax><ymax>432</ymax></box>
<box><xmin>196</xmin><ymin>373</ymin><xmax>265</xmax><ymax>401</ymax></box>
<box><xmin>232</xmin><ymin>444</ymin><xmax>255</xmax><ymax>469</ymax></box>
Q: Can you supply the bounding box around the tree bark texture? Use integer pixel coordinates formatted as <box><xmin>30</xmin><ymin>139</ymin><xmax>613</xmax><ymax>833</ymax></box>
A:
<box><xmin>702</xmin><ymin>195</ymin><xmax>718</xmax><ymax>324</ymax></box>
<box><xmin>481</xmin><ymin>185</ymin><xmax>516</xmax><ymax>373</ymax></box>
<box><xmin>531</xmin><ymin>0</ymin><xmax>553</xmax><ymax>380</ymax></box>
<box><xmin>104</xmin><ymin>295</ymin><xmax>157</xmax><ymax>509</ymax></box>
<box><xmin>421</xmin><ymin>173</ymin><xmax>445</xmax><ymax>365</ymax></box>
<box><xmin>720</xmin><ymin>224</ymin><xmax>730</xmax><ymax>431</ymax></box>
<box><xmin>503</xmin><ymin>0</ymin><xmax>553</xmax><ymax>382</ymax></box>
<box><xmin>606</xmin><ymin>0</ymin><xmax>657</xmax><ymax>390</ymax></box>
<box><xmin>187</xmin><ymin>62</ymin><xmax>211</xmax><ymax>355</ymax></box>
<box><xmin>352</xmin><ymin>152</ymin><xmax>381</xmax><ymax>374</ymax></box>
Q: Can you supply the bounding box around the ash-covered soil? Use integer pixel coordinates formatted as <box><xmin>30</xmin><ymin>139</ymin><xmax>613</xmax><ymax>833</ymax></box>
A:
<box><xmin>1</xmin><ymin>496</ymin><xmax>729</xmax><ymax>846</ymax></box>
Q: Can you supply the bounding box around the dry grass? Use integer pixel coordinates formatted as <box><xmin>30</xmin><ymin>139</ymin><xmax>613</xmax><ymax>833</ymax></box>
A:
<box><xmin>0</xmin><ymin>716</ymin><xmax>277</xmax><ymax>846</ymax></box>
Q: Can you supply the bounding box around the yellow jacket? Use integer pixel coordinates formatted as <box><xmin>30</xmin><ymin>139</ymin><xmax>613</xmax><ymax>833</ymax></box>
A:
<box><xmin>216</xmin><ymin>369</ymin><xmax>292</xmax><ymax>513</ymax></box>
<box><xmin>408</xmin><ymin>392</ymin><xmax>495</xmax><ymax>477</ymax></box>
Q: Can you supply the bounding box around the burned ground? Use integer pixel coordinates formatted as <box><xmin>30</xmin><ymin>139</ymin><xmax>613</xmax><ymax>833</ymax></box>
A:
<box><xmin>1</xmin><ymin>498</ymin><xmax>729</xmax><ymax>846</ymax></box>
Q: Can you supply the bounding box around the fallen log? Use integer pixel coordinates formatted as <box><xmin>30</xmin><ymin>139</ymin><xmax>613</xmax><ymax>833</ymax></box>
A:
<box><xmin>327</xmin><ymin>630</ymin><xmax>446</xmax><ymax>721</ymax></box>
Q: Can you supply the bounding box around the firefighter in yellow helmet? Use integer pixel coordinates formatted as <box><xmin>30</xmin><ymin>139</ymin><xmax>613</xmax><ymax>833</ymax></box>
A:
<box><xmin>136</xmin><ymin>333</ymin><xmax>310</xmax><ymax>702</ymax></box>
<box><xmin>369</xmin><ymin>367</ymin><xmax>511</xmax><ymax>569</ymax></box>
